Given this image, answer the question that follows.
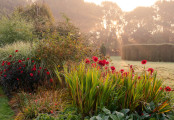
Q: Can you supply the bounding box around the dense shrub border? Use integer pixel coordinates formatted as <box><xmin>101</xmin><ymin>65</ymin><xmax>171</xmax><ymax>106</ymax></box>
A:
<box><xmin>122</xmin><ymin>44</ymin><xmax>174</xmax><ymax>62</ymax></box>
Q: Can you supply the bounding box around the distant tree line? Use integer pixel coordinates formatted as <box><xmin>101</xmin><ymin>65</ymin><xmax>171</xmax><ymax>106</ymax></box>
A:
<box><xmin>1</xmin><ymin>0</ymin><xmax>174</xmax><ymax>55</ymax></box>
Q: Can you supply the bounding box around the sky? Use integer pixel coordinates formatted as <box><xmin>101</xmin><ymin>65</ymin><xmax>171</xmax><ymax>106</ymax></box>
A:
<box><xmin>84</xmin><ymin>0</ymin><xmax>158</xmax><ymax>12</ymax></box>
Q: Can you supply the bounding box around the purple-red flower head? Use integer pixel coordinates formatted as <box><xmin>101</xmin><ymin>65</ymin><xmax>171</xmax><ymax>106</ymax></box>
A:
<box><xmin>141</xmin><ymin>60</ymin><xmax>147</xmax><ymax>64</ymax></box>
<box><xmin>85</xmin><ymin>58</ymin><xmax>90</xmax><ymax>64</ymax></box>
<box><xmin>148</xmin><ymin>68</ymin><xmax>154</xmax><ymax>74</ymax></box>
<box><xmin>110</xmin><ymin>66</ymin><xmax>115</xmax><ymax>71</ymax></box>
<box><xmin>92</xmin><ymin>56</ymin><xmax>98</xmax><ymax>62</ymax></box>
<box><xmin>165</xmin><ymin>86</ymin><xmax>171</xmax><ymax>92</ymax></box>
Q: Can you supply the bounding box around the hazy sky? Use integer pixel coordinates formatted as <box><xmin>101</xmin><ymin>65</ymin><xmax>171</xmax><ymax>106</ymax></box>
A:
<box><xmin>84</xmin><ymin>0</ymin><xmax>158</xmax><ymax>11</ymax></box>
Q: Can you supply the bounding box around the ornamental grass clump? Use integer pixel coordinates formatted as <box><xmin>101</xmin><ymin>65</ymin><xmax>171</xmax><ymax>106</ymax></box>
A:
<box><xmin>55</xmin><ymin>57</ymin><xmax>173</xmax><ymax>117</ymax></box>
<box><xmin>55</xmin><ymin>58</ymin><xmax>116</xmax><ymax>116</ymax></box>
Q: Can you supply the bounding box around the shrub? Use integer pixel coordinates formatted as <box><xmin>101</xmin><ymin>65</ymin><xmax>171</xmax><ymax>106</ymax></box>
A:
<box><xmin>0</xmin><ymin>49</ymin><xmax>51</xmax><ymax>97</ymax></box>
<box><xmin>0</xmin><ymin>13</ymin><xmax>34</xmax><ymax>46</ymax></box>
<box><xmin>100</xmin><ymin>44</ymin><xmax>106</xmax><ymax>56</ymax></box>
<box><xmin>37</xmin><ymin>33</ymin><xmax>98</xmax><ymax>72</ymax></box>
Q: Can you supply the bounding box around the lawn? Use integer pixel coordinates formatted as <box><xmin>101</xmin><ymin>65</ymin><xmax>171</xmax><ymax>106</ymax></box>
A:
<box><xmin>0</xmin><ymin>87</ymin><xmax>14</xmax><ymax>120</ymax></box>
<box><xmin>111</xmin><ymin>56</ymin><xmax>174</xmax><ymax>88</ymax></box>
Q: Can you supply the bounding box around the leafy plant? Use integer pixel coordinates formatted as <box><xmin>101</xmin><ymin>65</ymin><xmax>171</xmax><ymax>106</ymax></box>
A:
<box><xmin>14</xmin><ymin>89</ymin><xmax>70</xmax><ymax>120</ymax></box>
<box><xmin>35</xmin><ymin>114</ymin><xmax>55</xmax><ymax>120</ymax></box>
<box><xmin>55</xmin><ymin>59</ymin><xmax>120</xmax><ymax>116</ymax></box>
<box><xmin>89</xmin><ymin>107</ymin><xmax>132</xmax><ymax>120</ymax></box>
<box><xmin>0</xmin><ymin>13</ymin><xmax>34</xmax><ymax>46</ymax></box>
<box><xmin>0</xmin><ymin>49</ymin><xmax>51</xmax><ymax>97</ymax></box>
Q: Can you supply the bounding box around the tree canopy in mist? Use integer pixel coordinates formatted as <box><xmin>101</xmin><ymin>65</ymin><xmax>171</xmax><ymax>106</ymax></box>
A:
<box><xmin>1</xmin><ymin>0</ymin><xmax>174</xmax><ymax>55</ymax></box>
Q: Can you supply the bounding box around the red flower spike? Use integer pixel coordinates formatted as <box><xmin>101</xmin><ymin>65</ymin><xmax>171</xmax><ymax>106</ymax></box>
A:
<box><xmin>92</xmin><ymin>56</ymin><xmax>98</xmax><ymax>62</ymax></box>
<box><xmin>110</xmin><ymin>66</ymin><xmax>115</xmax><ymax>71</ymax></box>
<box><xmin>32</xmin><ymin>60</ymin><xmax>34</xmax><ymax>63</ymax></box>
<box><xmin>17</xmin><ymin>78</ymin><xmax>19</xmax><ymax>81</ymax></box>
<box><xmin>15</xmin><ymin>50</ymin><xmax>18</xmax><ymax>52</ymax></box>
<box><xmin>165</xmin><ymin>86</ymin><xmax>171</xmax><ymax>92</ymax></box>
<box><xmin>39</xmin><ymin>67</ymin><xmax>42</xmax><ymax>69</ymax></box>
<box><xmin>4</xmin><ymin>75</ymin><xmax>7</xmax><ymax>77</ymax></box>
<box><xmin>141</xmin><ymin>60</ymin><xmax>147</xmax><ymax>64</ymax></box>
<box><xmin>2</xmin><ymin>63</ymin><xmax>4</xmax><ymax>66</ymax></box>
<box><xmin>27</xmin><ymin>58</ymin><xmax>30</xmax><ymax>60</ymax></box>
<box><xmin>30</xmin><ymin>73</ymin><xmax>33</xmax><ymax>77</ymax></box>
<box><xmin>85</xmin><ymin>58</ymin><xmax>90</xmax><ymax>64</ymax></box>
<box><xmin>9</xmin><ymin>55</ymin><xmax>12</xmax><ymax>57</ymax></box>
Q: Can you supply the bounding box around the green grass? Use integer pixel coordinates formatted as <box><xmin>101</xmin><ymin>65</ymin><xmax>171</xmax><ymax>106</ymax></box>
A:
<box><xmin>111</xmin><ymin>56</ymin><xmax>174</xmax><ymax>88</ymax></box>
<box><xmin>0</xmin><ymin>87</ymin><xmax>14</xmax><ymax>120</ymax></box>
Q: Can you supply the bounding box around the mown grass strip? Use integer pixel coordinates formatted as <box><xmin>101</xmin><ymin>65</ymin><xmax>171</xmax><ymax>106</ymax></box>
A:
<box><xmin>0</xmin><ymin>87</ymin><xmax>14</xmax><ymax>120</ymax></box>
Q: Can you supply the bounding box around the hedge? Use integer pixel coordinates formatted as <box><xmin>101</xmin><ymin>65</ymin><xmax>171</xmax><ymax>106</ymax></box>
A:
<box><xmin>121</xmin><ymin>44</ymin><xmax>174</xmax><ymax>62</ymax></box>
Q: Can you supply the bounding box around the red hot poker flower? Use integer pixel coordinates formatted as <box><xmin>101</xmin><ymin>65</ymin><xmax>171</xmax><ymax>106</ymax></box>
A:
<box><xmin>141</xmin><ymin>60</ymin><xmax>147</xmax><ymax>64</ymax></box>
<box><xmin>85</xmin><ymin>58</ymin><xmax>90</xmax><ymax>64</ymax></box>
<box><xmin>92</xmin><ymin>56</ymin><xmax>98</xmax><ymax>62</ymax></box>
<box><xmin>165</xmin><ymin>86</ymin><xmax>171</xmax><ymax>92</ymax></box>
<box><xmin>110</xmin><ymin>66</ymin><xmax>115</xmax><ymax>71</ymax></box>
